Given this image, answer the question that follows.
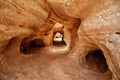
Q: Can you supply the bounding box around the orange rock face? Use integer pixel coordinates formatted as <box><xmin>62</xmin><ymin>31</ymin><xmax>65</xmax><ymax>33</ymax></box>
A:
<box><xmin>0</xmin><ymin>0</ymin><xmax>120</xmax><ymax>80</ymax></box>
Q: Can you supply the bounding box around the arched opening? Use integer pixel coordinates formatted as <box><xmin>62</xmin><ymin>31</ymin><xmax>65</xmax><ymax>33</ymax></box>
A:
<box><xmin>53</xmin><ymin>32</ymin><xmax>66</xmax><ymax>46</ymax></box>
<box><xmin>20</xmin><ymin>38</ymin><xmax>45</xmax><ymax>54</ymax></box>
<box><xmin>86</xmin><ymin>50</ymin><xmax>108</xmax><ymax>73</ymax></box>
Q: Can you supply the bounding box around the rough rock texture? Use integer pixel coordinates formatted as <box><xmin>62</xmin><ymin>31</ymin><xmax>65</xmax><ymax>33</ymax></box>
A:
<box><xmin>0</xmin><ymin>0</ymin><xmax>120</xmax><ymax>80</ymax></box>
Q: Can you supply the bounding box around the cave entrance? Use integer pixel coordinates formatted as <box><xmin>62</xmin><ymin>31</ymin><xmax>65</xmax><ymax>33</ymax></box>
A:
<box><xmin>20</xmin><ymin>38</ymin><xmax>45</xmax><ymax>54</ymax></box>
<box><xmin>53</xmin><ymin>32</ymin><xmax>66</xmax><ymax>46</ymax></box>
<box><xmin>86</xmin><ymin>50</ymin><xmax>108</xmax><ymax>73</ymax></box>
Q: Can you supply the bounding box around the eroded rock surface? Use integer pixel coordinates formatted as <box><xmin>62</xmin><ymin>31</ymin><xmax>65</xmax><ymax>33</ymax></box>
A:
<box><xmin>0</xmin><ymin>0</ymin><xmax>120</xmax><ymax>80</ymax></box>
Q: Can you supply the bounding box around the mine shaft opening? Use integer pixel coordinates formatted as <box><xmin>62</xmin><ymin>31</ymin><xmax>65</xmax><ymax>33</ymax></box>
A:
<box><xmin>20</xmin><ymin>39</ymin><xmax>45</xmax><ymax>54</ymax></box>
<box><xmin>86</xmin><ymin>50</ymin><xmax>108</xmax><ymax>73</ymax></box>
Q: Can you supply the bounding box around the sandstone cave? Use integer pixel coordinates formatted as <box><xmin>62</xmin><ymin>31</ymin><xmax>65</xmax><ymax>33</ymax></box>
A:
<box><xmin>0</xmin><ymin>0</ymin><xmax>120</xmax><ymax>80</ymax></box>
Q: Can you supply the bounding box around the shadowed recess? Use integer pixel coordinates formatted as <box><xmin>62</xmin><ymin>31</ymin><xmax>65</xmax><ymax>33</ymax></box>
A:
<box><xmin>20</xmin><ymin>38</ymin><xmax>45</xmax><ymax>54</ymax></box>
<box><xmin>86</xmin><ymin>50</ymin><xmax>108</xmax><ymax>73</ymax></box>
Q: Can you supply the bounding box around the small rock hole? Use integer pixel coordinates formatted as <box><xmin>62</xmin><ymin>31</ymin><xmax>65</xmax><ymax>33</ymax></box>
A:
<box><xmin>86</xmin><ymin>50</ymin><xmax>108</xmax><ymax>73</ymax></box>
<box><xmin>20</xmin><ymin>39</ymin><xmax>45</xmax><ymax>54</ymax></box>
<box><xmin>53</xmin><ymin>32</ymin><xmax>66</xmax><ymax>46</ymax></box>
<box><xmin>115</xmin><ymin>32</ymin><xmax>120</xmax><ymax>35</ymax></box>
